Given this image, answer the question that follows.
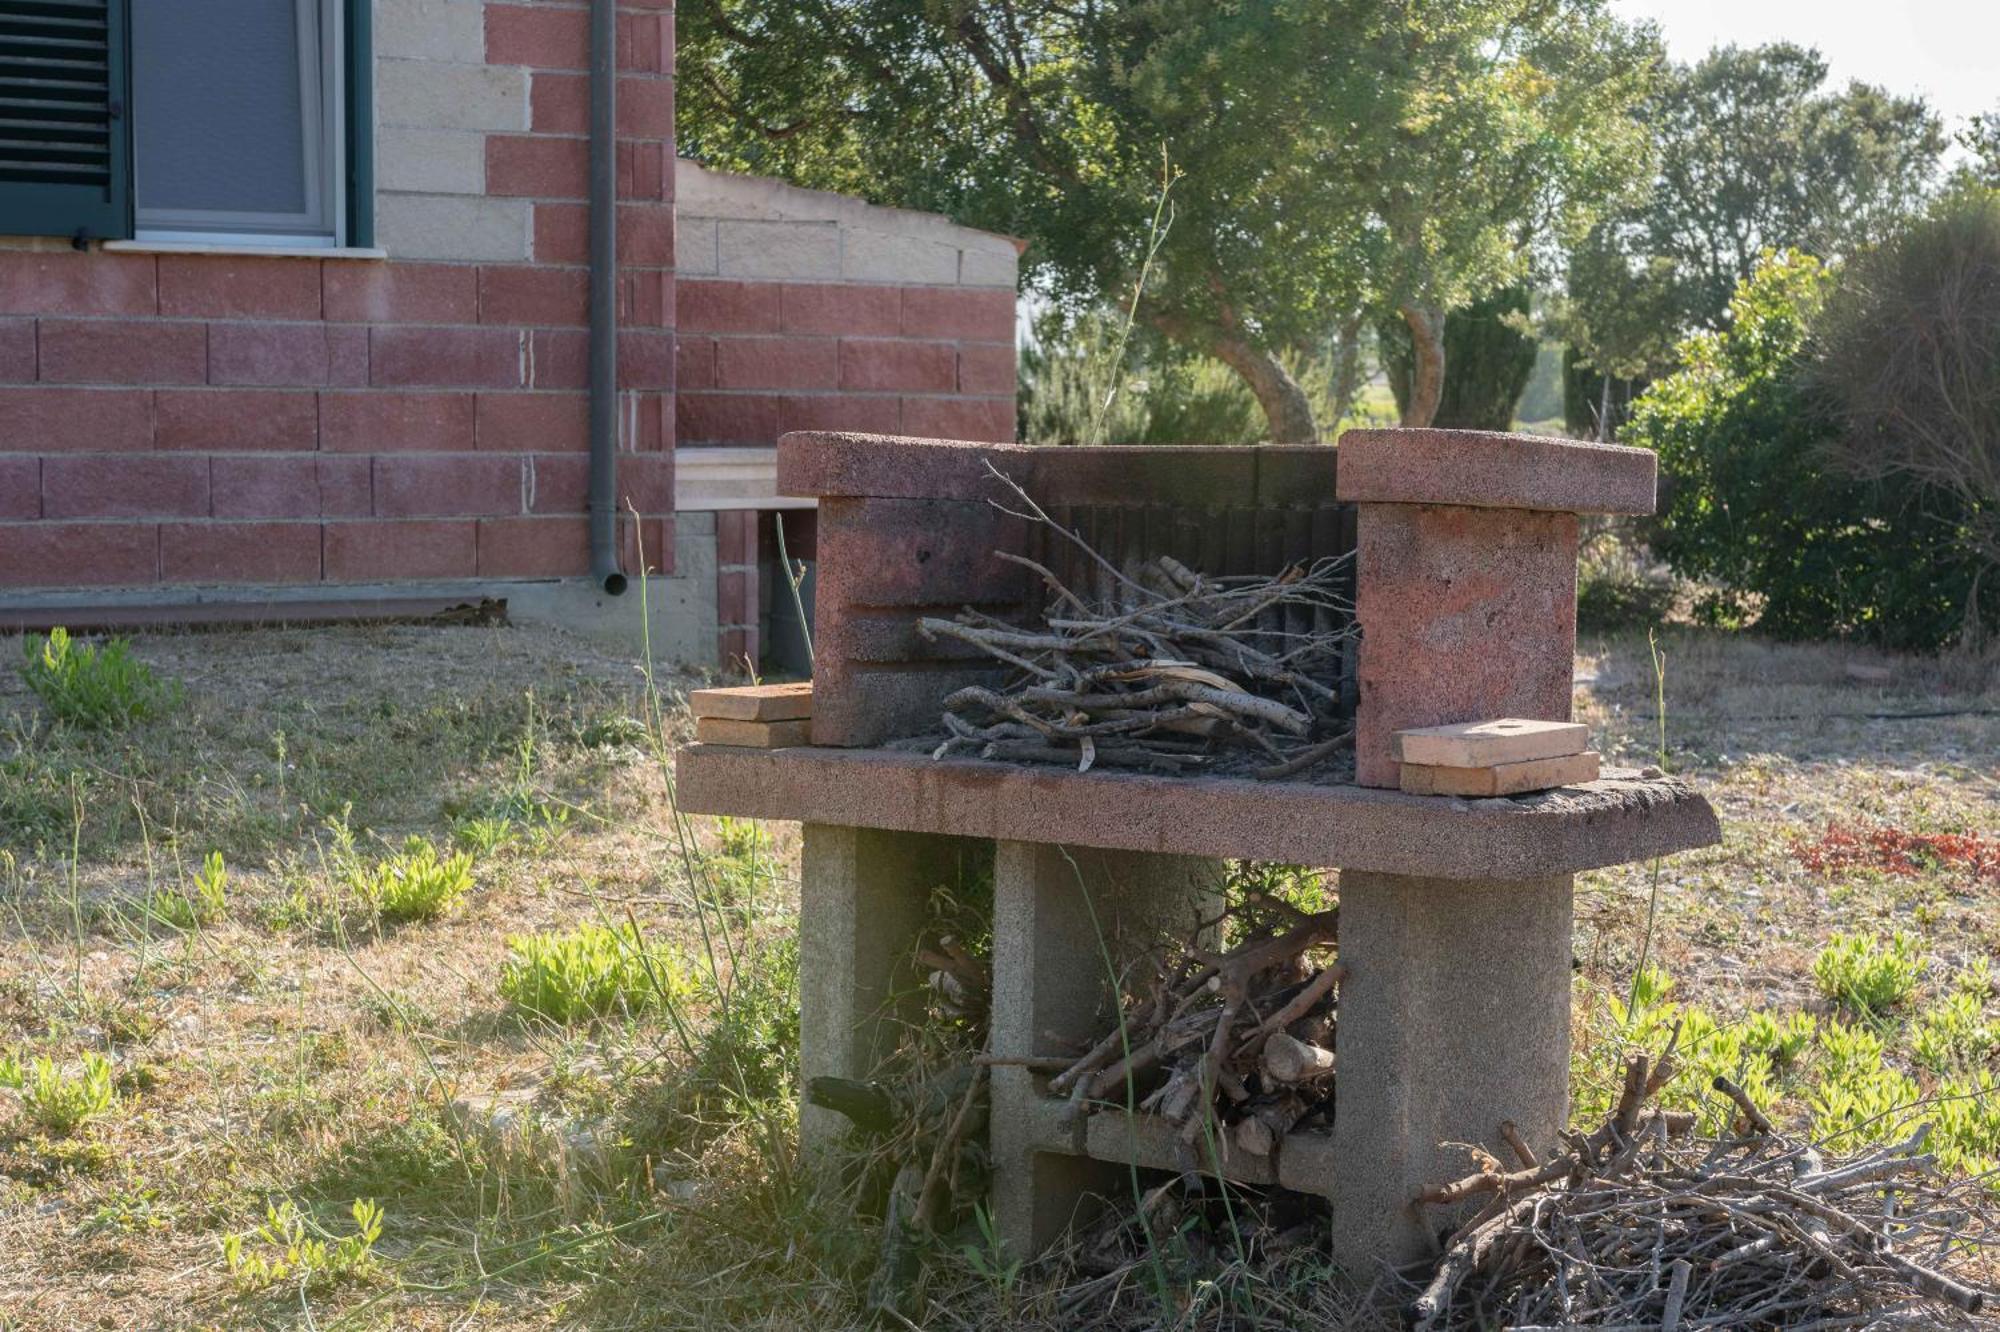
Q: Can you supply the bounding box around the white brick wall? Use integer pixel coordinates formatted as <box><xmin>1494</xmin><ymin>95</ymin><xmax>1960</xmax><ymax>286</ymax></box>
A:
<box><xmin>374</xmin><ymin>0</ymin><xmax>486</xmax><ymax>63</ymax></box>
<box><xmin>378</xmin><ymin>60</ymin><xmax>528</xmax><ymax>132</ymax></box>
<box><xmin>376</xmin><ymin>194</ymin><xmax>532</xmax><ymax>261</ymax></box>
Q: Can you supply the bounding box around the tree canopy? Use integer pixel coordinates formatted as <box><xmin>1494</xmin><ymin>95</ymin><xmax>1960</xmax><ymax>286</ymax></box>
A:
<box><xmin>680</xmin><ymin>0</ymin><xmax>1658</xmax><ymax>440</ymax></box>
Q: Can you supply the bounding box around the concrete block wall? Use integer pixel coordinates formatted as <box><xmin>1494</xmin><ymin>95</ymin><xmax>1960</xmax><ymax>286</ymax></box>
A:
<box><xmin>675</xmin><ymin>161</ymin><xmax>1019</xmax><ymax>451</ymax></box>
<box><xmin>0</xmin><ymin>0</ymin><xmax>677</xmax><ymax>596</ymax></box>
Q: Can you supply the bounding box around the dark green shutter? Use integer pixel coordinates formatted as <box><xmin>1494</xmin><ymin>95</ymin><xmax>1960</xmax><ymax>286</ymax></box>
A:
<box><xmin>343</xmin><ymin>0</ymin><xmax>371</xmax><ymax>247</ymax></box>
<box><xmin>0</xmin><ymin>0</ymin><xmax>130</xmax><ymax>241</ymax></box>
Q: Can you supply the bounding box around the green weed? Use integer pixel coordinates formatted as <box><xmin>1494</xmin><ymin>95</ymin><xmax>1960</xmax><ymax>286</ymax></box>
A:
<box><xmin>352</xmin><ymin>837</ymin><xmax>475</xmax><ymax>923</ymax></box>
<box><xmin>144</xmin><ymin>850</ymin><xmax>229</xmax><ymax>931</ymax></box>
<box><xmin>500</xmin><ymin>922</ymin><xmax>691</xmax><ymax>1023</ymax></box>
<box><xmin>1</xmin><ymin>1051</ymin><xmax>120</xmax><ymax>1136</ymax></box>
<box><xmin>20</xmin><ymin>628</ymin><xmax>176</xmax><ymax>730</ymax></box>
<box><xmin>1812</xmin><ymin>931</ymin><xmax>1925</xmax><ymax>1018</ymax></box>
<box><xmin>222</xmin><ymin>1198</ymin><xmax>384</xmax><ymax>1293</ymax></box>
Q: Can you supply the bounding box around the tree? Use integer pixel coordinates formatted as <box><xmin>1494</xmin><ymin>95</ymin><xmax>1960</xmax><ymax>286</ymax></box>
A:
<box><xmin>1566</xmin><ymin>44</ymin><xmax>1945</xmax><ymax>354</ymax></box>
<box><xmin>1813</xmin><ymin>189</ymin><xmax>2000</xmax><ymax>643</ymax></box>
<box><xmin>1625</xmin><ymin>251</ymin><xmax>1983</xmax><ymax>649</ymax></box>
<box><xmin>679</xmin><ymin>0</ymin><xmax>1655</xmax><ymax>440</ymax></box>
<box><xmin>1957</xmin><ymin>111</ymin><xmax>2000</xmax><ymax>189</ymax></box>
<box><xmin>1379</xmin><ymin>286</ymin><xmax>1539</xmax><ymax>430</ymax></box>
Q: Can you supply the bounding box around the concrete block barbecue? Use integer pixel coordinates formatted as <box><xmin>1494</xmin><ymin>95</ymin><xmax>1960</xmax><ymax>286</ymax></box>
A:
<box><xmin>675</xmin><ymin>427</ymin><xmax>1718</xmax><ymax>1273</ymax></box>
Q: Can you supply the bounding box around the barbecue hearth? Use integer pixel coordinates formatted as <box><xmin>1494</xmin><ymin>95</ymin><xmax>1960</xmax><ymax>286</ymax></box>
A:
<box><xmin>676</xmin><ymin>427</ymin><xmax>1719</xmax><ymax>1269</ymax></box>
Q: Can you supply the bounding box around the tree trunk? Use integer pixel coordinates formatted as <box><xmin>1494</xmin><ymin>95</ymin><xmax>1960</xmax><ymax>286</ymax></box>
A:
<box><xmin>1398</xmin><ymin>302</ymin><xmax>1446</xmax><ymax>427</ymax></box>
<box><xmin>1596</xmin><ymin>374</ymin><xmax>1613</xmax><ymax>442</ymax></box>
<box><xmin>1325</xmin><ymin>313</ymin><xmax>1364</xmax><ymax>430</ymax></box>
<box><xmin>1208</xmin><ymin>333</ymin><xmax>1319</xmax><ymax>443</ymax></box>
<box><xmin>1150</xmin><ymin>311</ymin><xmax>1318</xmax><ymax>443</ymax></box>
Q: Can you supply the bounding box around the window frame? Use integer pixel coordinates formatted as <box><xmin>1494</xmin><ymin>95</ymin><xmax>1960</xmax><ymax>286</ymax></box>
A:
<box><xmin>131</xmin><ymin>0</ymin><xmax>345</xmax><ymax>247</ymax></box>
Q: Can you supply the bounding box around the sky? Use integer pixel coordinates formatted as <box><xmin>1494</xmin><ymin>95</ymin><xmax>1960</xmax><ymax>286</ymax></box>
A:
<box><xmin>1610</xmin><ymin>0</ymin><xmax>2000</xmax><ymax>125</ymax></box>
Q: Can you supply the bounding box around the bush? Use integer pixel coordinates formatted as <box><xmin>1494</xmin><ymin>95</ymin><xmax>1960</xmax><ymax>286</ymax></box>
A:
<box><xmin>1625</xmin><ymin>251</ymin><xmax>1982</xmax><ymax>648</ymax></box>
<box><xmin>144</xmin><ymin>850</ymin><xmax>228</xmax><ymax>931</ymax></box>
<box><xmin>19</xmin><ymin>628</ymin><xmax>175</xmax><ymax>729</ymax></box>
<box><xmin>352</xmin><ymin>837</ymin><xmax>474</xmax><ymax>923</ymax></box>
<box><xmin>499</xmin><ymin>922</ymin><xmax>689</xmax><ymax>1023</ymax></box>
<box><xmin>1812</xmin><ymin>189</ymin><xmax>2000</xmax><ymax>644</ymax></box>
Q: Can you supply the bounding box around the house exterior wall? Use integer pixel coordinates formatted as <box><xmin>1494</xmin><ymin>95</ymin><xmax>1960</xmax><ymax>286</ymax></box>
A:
<box><xmin>0</xmin><ymin>0</ymin><xmax>678</xmax><ymax>596</ymax></box>
<box><xmin>0</xmin><ymin>4</ymin><xmax>1019</xmax><ymax>666</ymax></box>
<box><xmin>674</xmin><ymin>161</ymin><xmax>1019</xmax><ymax>667</ymax></box>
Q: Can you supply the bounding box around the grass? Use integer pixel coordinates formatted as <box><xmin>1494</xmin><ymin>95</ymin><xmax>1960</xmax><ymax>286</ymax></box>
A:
<box><xmin>0</xmin><ymin>618</ymin><xmax>1992</xmax><ymax>1327</ymax></box>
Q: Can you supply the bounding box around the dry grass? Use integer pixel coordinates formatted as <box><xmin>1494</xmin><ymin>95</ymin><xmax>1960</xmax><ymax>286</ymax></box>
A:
<box><xmin>0</xmin><ymin>619</ymin><xmax>1993</xmax><ymax>1329</ymax></box>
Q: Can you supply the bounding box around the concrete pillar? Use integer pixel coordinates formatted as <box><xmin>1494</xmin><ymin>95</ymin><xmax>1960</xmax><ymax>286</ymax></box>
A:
<box><xmin>987</xmin><ymin>841</ymin><xmax>1223</xmax><ymax>1257</ymax></box>
<box><xmin>797</xmin><ymin>824</ymin><xmax>985</xmax><ymax>1148</ymax></box>
<box><xmin>1330</xmin><ymin>870</ymin><xmax>1574</xmax><ymax>1271</ymax></box>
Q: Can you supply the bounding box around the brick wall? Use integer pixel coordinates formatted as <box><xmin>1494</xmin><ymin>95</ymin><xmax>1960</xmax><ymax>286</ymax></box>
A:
<box><xmin>0</xmin><ymin>0</ymin><xmax>676</xmax><ymax>593</ymax></box>
<box><xmin>675</xmin><ymin>161</ymin><xmax>1018</xmax><ymax>669</ymax></box>
<box><xmin>675</xmin><ymin>161</ymin><xmax>1019</xmax><ymax>450</ymax></box>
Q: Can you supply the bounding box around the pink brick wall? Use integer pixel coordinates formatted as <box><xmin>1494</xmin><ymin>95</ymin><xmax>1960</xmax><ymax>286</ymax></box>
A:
<box><xmin>0</xmin><ymin>1</ymin><xmax>676</xmax><ymax>592</ymax></box>
<box><xmin>676</xmin><ymin>279</ymin><xmax>1017</xmax><ymax>448</ymax></box>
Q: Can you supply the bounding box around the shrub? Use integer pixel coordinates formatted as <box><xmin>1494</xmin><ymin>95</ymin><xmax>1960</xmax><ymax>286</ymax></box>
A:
<box><xmin>1812</xmin><ymin>931</ymin><xmax>1924</xmax><ymax>1019</ymax></box>
<box><xmin>352</xmin><ymin>837</ymin><xmax>474</xmax><ymax>923</ymax></box>
<box><xmin>1</xmin><ymin>1051</ymin><xmax>120</xmax><ymax>1136</ymax></box>
<box><xmin>1575</xmin><ymin>524</ymin><xmax>1678</xmax><ymax>632</ymax></box>
<box><xmin>1625</xmin><ymin>251</ymin><xmax>1981</xmax><ymax>648</ymax></box>
<box><xmin>1813</xmin><ymin>189</ymin><xmax>2000</xmax><ymax>644</ymax></box>
<box><xmin>499</xmin><ymin>922</ymin><xmax>688</xmax><ymax>1022</ymax></box>
<box><xmin>19</xmin><ymin>628</ymin><xmax>175</xmax><ymax>729</ymax></box>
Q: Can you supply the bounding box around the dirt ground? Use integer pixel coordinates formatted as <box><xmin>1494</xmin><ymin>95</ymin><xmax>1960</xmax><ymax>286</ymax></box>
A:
<box><xmin>0</xmin><ymin>619</ymin><xmax>1993</xmax><ymax>1329</ymax></box>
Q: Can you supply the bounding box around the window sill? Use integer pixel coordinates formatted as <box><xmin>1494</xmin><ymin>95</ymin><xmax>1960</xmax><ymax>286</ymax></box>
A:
<box><xmin>102</xmin><ymin>240</ymin><xmax>388</xmax><ymax>260</ymax></box>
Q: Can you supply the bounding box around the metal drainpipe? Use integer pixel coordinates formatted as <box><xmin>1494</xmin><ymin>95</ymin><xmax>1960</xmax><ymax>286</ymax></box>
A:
<box><xmin>586</xmin><ymin>0</ymin><xmax>626</xmax><ymax>594</ymax></box>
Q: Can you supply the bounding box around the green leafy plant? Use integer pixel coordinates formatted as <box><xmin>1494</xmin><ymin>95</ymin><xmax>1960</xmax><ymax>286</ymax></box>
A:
<box><xmin>1</xmin><ymin>1051</ymin><xmax>120</xmax><ymax>1136</ymax></box>
<box><xmin>1912</xmin><ymin>986</ymin><xmax>1999</xmax><ymax>1073</ymax></box>
<box><xmin>20</xmin><ymin>628</ymin><xmax>177</xmax><ymax>729</ymax></box>
<box><xmin>145</xmin><ymin>850</ymin><xmax>229</xmax><ymax>931</ymax></box>
<box><xmin>1813</xmin><ymin>932</ymin><xmax>1925</xmax><ymax>1019</ymax></box>
<box><xmin>221</xmin><ymin>1198</ymin><xmax>383</xmax><ymax>1292</ymax></box>
<box><xmin>351</xmin><ymin>837</ymin><xmax>474</xmax><ymax>923</ymax></box>
<box><xmin>451</xmin><ymin>815</ymin><xmax>517</xmax><ymax>856</ymax></box>
<box><xmin>499</xmin><ymin>922</ymin><xmax>689</xmax><ymax>1023</ymax></box>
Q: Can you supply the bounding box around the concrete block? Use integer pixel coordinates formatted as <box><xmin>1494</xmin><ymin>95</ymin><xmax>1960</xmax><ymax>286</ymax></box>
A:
<box><xmin>1329</xmin><ymin>871</ymin><xmax>1573</xmax><ymax>1272</ymax></box>
<box><xmin>798</xmin><ymin>826</ymin><xmax>989</xmax><ymax>1148</ymax></box>
<box><xmin>1395</xmin><ymin>718</ymin><xmax>1589</xmax><ymax>768</ymax></box>
<box><xmin>676</xmin><ymin>217</ymin><xmax>719</xmax><ymax>276</ymax></box>
<box><xmin>377</xmin><ymin>194</ymin><xmax>532</xmax><ymax>262</ymax></box>
<box><xmin>377</xmin><ymin>128</ymin><xmax>487</xmax><ymax>196</ymax></box>
<box><xmin>1400</xmin><ymin>750</ymin><xmax>1601</xmax><ymax>798</ymax></box>
<box><xmin>843</xmin><ymin>229</ymin><xmax>959</xmax><ymax>286</ymax></box>
<box><xmin>715</xmin><ymin>220</ymin><xmax>840</xmax><ymax>280</ymax></box>
<box><xmin>959</xmin><ymin>240</ymin><xmax>1020</xmax><ymax>288</ymax></box>
<box><xmin>988</xmin><ymin>841</ymin><xmax>1224</xmax><ymax>1257</ymax></box>
<box><xmin>1353</xmin><ymin>503</ymin><xmax>1578</xmax><ymax>787</ymax></box>
<box><xmin>1335</xmin><ymin>427</ymin><xmax>1656</xmax><ymax>516</ymax></box>
<box><xmin>374</xmin><ymin>0</ymin><xmax>486</xmax><ymax>61</ymax></box>
<box><xmin>378</xmin><ymin>59</ymin><xmax>528</xmax><ymax>132</ymax></box>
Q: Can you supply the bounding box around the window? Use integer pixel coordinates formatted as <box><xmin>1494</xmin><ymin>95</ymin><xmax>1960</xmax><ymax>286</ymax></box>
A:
<box><xmin>0</xmin><ymin>0</ymin><xmax>372</xmax><ymax>248</ymax></box>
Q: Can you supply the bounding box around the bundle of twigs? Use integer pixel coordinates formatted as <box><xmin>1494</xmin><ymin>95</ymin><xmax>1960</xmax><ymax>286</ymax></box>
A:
<box><xmin>1409</xmin><ymin>1048</ymin><xmax>1998</xmax><ymax>1330</ymax></box>
<box><xmin>922</xmin><ymin>465</ymin><xmax>1354</xmax><ymax>780</ymax></box>
<box><xmin>1033</xmin><ymin>895</ymin><xmax>1341</xmax><ymax>1162</ymax></box>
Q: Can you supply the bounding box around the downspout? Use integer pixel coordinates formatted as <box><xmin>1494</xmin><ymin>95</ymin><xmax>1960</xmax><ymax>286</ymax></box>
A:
<box><xmin>586</xmin><ymin>0</ymin><xmax>626</xmax><ymax>594</ymax></box>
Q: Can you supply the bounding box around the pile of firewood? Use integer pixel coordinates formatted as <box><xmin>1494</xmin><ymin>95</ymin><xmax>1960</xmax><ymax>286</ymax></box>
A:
<box><xmin>1042</xmin><ymin>895</ymin><xmax>1340</xmax><ymax>1161</ymax></box>
<box><xmin>922</xmin><ymin>465</ymin><xmax>1353</xmax><ymax>780</ymax></box>
<box><xmin>1409</xmin><ymin>1048</ymin><xmax>1997</xmax><ymax>1330</ymax></box>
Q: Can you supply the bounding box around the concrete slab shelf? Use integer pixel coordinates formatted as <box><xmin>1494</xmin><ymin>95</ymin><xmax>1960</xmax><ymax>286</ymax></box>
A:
<box><xmin>1073</xmin><ymin>1105</ymin><xmax>1338</xmax><ymax>1196</ymax></box>
<box><xmin>675</xmin><ymin>743</ymin><xmax>1719</xmax><ymax>881</ymax></box>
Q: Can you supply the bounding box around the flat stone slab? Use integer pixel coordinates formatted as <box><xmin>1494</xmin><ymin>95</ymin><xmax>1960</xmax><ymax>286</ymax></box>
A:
<box><xmin>778</xmin><ymin>430</ymin><xmax>1338</xmax><ymax>506</ymax></box>
<box><xmin>1336</xmin><ymin>428</ymin><xmax>1656</xmax><ymax>515</ymax></box>
<box><xmin>676</xmin><ymin>744</ymin><xmax>1720</xmax><ymax>879</ymax></box>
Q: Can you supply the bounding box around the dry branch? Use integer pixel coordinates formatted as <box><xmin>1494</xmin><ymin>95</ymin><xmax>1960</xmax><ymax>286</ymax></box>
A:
<box><xmin>1406</xmin><ymin>1058</ymin><xmax>1999</xmax><ymax>1331</ymax></box>
<box><xmin>923</xmin><ymin>463</ymin><xmax>1354</xmax><ymax>778</ymax></box>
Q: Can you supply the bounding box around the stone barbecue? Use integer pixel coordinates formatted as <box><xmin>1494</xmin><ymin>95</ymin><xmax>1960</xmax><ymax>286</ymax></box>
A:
<box><xmin>676</xmin><ymin>427</ymin><xmax>1721</xmax><ymax>1268</ymax></box>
